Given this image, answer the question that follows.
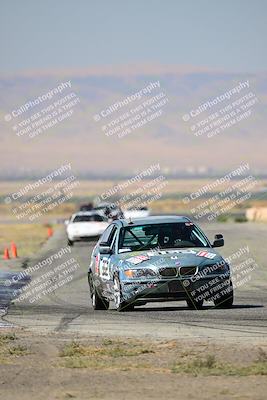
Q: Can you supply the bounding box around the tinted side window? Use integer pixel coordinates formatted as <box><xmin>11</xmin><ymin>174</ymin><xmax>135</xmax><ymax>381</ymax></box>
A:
<box><xmin>100</xmin><ymin>225</ymin><xmax>115</xmax><ymax>244</ymax></box>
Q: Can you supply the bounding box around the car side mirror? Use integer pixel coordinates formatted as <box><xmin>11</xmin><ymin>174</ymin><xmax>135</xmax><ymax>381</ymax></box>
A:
<box><xmin>212</xmin><ymin>234</ymin><xmax>224</xmax><ymax>247</ymax></box>
<box><xmin>99</xmin><ymin>245</ymin><xmax>113</xmax><ymax>254</ymax></box>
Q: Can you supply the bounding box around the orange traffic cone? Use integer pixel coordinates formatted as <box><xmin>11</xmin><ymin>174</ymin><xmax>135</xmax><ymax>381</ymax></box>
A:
<box><xmin>47</xmin><ymin>227</ymin><xmax>53</xmax><ymax>238</ymax></box>
<box><xmin>3</xmin><ymin>248</ymin><xmax>10</xmax><ymax>260</ymax></box>
<box><xmin>11</xmin><ymin>242</ymin><xmax>18</xmax><ymax>258</ymax></box>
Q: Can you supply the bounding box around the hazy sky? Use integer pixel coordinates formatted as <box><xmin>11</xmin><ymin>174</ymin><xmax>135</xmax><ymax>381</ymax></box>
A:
<box><xmin>0</xmin><ymin>0</ymin><xmax>266</xmax><ymax>73</ymax></box>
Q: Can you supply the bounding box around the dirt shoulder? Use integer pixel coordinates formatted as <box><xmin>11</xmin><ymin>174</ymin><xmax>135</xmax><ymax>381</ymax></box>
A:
<box><xmin>0</xmin><ymin>329</ymin><xmax>267</xmax><ymax>400</ymax></box>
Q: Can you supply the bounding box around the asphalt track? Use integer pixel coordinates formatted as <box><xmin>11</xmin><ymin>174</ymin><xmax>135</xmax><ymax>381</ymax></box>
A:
<box><xmin>3</xmin><ymin>223</ymin><xmax>267</xmax><ymax>343</ymax></box>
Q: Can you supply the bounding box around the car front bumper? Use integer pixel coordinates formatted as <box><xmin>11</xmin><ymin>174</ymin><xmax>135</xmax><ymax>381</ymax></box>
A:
<box><xmin>121</xmin><ymin>274</ymin><xmax>231</xmax><ymax>304</ymax></box>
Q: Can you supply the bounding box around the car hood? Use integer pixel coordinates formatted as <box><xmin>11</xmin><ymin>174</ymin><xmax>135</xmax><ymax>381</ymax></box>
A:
<box><xmin>116</xmin><ymin>248</ymin><xmax>224</xmax><ymax>269</ymax></box>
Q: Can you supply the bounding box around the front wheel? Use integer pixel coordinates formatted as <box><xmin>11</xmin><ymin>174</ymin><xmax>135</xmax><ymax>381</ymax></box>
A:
<box><xmin>113</xmin><ymin>276</ymin><xmax>134</xmax><ymax>312</ymax></box>
<box><xmin>186</xmin><ymin>297</ymin><xmax>204</xmax><ymax>310</ymax></box>
<box><xmin>214</xmin><ymin>281</ymin><xmax>234</xmax><ymax>308</ymax></box>
<box><xmin>67</xmin><ymin>239</ymin><xmax>74</xmax><ymax>246</ymax></box>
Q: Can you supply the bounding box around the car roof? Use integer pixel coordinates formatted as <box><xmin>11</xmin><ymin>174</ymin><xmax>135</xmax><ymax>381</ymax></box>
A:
<box><xmin>114</xmin><ymin>215</ymin><xmax>191</xmax><ymax>227</ymax></box>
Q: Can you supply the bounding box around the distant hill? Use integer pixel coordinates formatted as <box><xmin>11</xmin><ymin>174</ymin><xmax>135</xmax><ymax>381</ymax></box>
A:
<box><xmin>0</xmin><ymin>65</ymin><xmax>266</xmax><ymax>176</ymax></box>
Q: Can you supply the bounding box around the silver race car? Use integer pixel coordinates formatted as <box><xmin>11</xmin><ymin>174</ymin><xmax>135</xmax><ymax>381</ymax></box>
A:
<box><xmin>88</xmin><ymin>216</ymin><xmax>234</xmax><ymax>311</ymax></box>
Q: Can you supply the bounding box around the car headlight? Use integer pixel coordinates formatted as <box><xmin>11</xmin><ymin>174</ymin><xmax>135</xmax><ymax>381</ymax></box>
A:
<box><xmin>209</xmin><ymin>262</ymin><xmax>230</xmax><ymax>273</ymax></box>
<box><xmin>124</xmin><ymin>268</ymin><xmax>157</xmax><ymax>279</ymax></box>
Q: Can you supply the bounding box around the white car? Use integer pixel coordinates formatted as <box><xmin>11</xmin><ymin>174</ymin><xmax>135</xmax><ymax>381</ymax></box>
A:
<box><xmin>66</xmin><ymin>212</ymin><xmax>109</xmax><ymax>246</ymax></box>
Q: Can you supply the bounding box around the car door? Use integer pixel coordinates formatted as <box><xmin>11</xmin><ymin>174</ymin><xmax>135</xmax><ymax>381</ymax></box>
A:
<box><xmin>97</xmin><ymin>225</ymin><xmax>118</xmax><ymax>297</ymax></box>
<box><xmin>90</xmin><ymin>224</ymin><xmax>114</xmax><ymax>273</ymax></box>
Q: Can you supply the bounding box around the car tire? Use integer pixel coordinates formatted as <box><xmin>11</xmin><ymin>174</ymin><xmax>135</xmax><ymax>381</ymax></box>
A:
<box><xmin>88</xmin><ymin>273</ymin><xmax>109</xmax><ymax>310</ymax></box>
<box><xmin>113</xmin><ymin>275</ymin><xmax>134</xmax><ymax>312</ymax></box>
<box><xmin>214</xmin><ymin>280</ymin><xmax>234</xmax><ymax>308</ymax></box>
<box><xmin>68</xmin><ymin>239</ymin><xmax>74</xmax><ymax>246</ymax></box>
<box><xmin>186</xmin><ymin>297</ymin><xmax>204</xmax><ymax>310</ymax></box>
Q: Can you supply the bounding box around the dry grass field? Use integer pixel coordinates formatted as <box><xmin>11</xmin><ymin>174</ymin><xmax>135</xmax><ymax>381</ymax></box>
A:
<box><xmin>0</xmin><ymin>178</ymin><xmax>266</xmax><ymax>219</ymax></box>
<box><xmin>0</xmin><ymin>179</ymin><xmax>266</xmax><ymax>256</ymax></box>
<box><xmin>0</xmin><ymin>224</ymin><xmax>56</xmax><ymax>257</ymax></box>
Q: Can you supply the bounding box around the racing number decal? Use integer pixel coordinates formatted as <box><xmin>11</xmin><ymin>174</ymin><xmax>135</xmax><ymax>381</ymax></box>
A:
<box><xmin>100</xmin><ymin>257</ymin><xmax>111</xmax><ymax>279</ymax></box>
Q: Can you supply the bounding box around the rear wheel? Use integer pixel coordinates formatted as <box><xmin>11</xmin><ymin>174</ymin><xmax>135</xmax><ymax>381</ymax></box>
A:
<box><xmin>88</xmin><ymin>273</ymin><xmax>109</xmax><ymax>310</ymax></box>
<box><xmin>68</xmin><ymin>239</ymin><xmax>74</xmax><ymax>246</ymax></box>
<box><xmin>214</xmin><ymin>281</ymin><xmax>234</xmax><ymax>308</ymax></box>
<box><xmin>186</xmin><ymin>297</ymin><xmax>204</xmax><ymax>310</ymax></box>
<box><xmin>114</xmin><ymin>276</ymin><xmax>134</xmax><ymax>312</ymax></box>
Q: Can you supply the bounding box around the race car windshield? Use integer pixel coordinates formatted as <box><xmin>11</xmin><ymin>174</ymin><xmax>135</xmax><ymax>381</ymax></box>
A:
<box><xmin>119</xmin><ymin>223</ymin><xmax>210</xmax><ymax>251</ymax></box>
<box><xmin>73</xmin><ymin>215</ymin><xmax>104</xmax><ymax>222</ymax></box>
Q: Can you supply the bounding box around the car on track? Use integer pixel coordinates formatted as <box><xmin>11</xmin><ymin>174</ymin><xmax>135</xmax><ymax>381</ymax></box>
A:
<box><xmin>93</xmin><ymin>202</ymin><xmax>124</xmax><ymax>221</ymax></box>
<box><xmin>66</xmin><ymin>212</ymin><xmax>109</xmax><ymax>246</ymax></box>
<box><xmin>79</xmin><ymin>202</ymin><xmax>93</xmax><ymax>212</ymax></box>
<box><xmin>123</xmin><ymin>206</ymin><xmax>150</xmax><ymax>220</ymax></box>
<box><xmin>88</xmin><ymin>216</ymin><xmax>234</xmax><ymax>311</ymax></box>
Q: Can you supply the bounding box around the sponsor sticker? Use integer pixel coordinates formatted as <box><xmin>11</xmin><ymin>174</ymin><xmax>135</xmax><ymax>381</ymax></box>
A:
<box><xmin>147</xmin><ymin>251</ymin><xmax>157</xmax><ymax>257</ymax></box>
<box><xmin>158</xmin><ymin>250</ymin><xmax>196</xmax><ymax>255</ymax></box>
<box><xmin>196</xmin><ymin>251</ymin><xmax>216</xmax><ymax>259</ymax></box>
<box><xmin>127</xmin><ymin>255</ymin><xmax>150</xmax><ymax>265</ymax></box>
<box><xmin>169</xmin><ymin>249</ymin><xmax>196</xmax><ymax>254</ymax></box>
<box><xmin>147</xmin><ymin>249</ymin><xmax>197</xmax><ymax>256</ymax></box>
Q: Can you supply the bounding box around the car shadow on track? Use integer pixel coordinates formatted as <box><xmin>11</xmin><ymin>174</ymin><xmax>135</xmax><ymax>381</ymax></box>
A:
<box><xmin>132</xmin><ymin>304</ymin><xmax>264</xmax><ymax>312</ymax></box>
